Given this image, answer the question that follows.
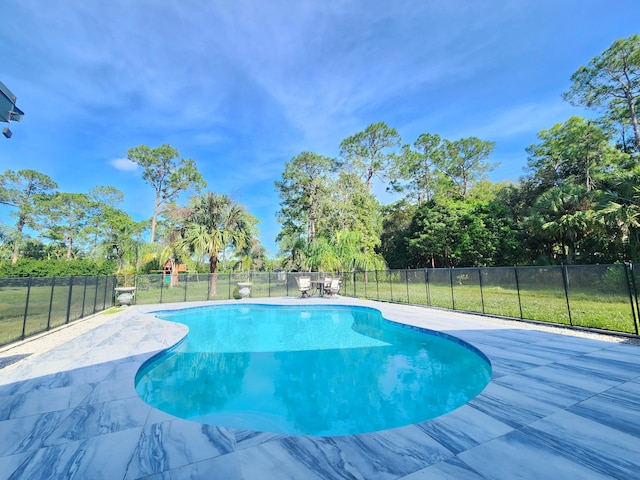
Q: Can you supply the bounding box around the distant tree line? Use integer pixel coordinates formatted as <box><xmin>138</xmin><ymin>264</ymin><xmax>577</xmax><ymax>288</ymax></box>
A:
<box><xmin>1</xmin><ymin>35</ymin><xmax>638</xmax><ymax>276</ymax></box>
<box><xmin>275</xmin><ymin>34</ymin><xmax>640</xmax><ymax>269</ymax></box>
<box><xmin>0</xmin><ymin>145</ymin><xmax>266</xmax><ymax>278</ymax></box>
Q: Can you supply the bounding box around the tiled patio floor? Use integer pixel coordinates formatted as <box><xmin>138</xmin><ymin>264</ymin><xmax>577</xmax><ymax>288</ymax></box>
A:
<box><xmin>0</xmin><ymin>298</ymin><xmax>639</xmax><ymax>479</ymax></box>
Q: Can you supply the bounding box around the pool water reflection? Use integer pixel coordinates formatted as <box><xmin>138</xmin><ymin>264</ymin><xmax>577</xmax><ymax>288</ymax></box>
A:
<box><xmin>135</xmin><ymin>305</ymin><xmax>491</xmax><ymax>436</ymax></box>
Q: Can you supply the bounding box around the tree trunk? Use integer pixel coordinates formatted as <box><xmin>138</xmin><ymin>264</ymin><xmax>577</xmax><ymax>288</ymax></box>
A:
<box><xmin>66</xmin><ymin>236</ymin><xmax>73</xmax><ymax>261</ymax></box>
<box><xmin>11</xmin><ymin>216</ymin><xmax>26</xmax><ymax>265</ymax></box>
<box><xmin>150</xmin><ymin>197</ymin><xmax>160</xmax><ymax>244</ymax></box>
<box><xmin>629</xmin><ymin>101</ymin><xmax>640</xmax><ymax>150</ymax></box>
<box><xmin>209</xmin><ymin>255</ymin><xmax>219</xmax><ymax>295</ymax></box>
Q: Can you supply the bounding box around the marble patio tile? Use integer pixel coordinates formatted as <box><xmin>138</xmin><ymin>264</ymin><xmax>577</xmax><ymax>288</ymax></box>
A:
<box><xmin>513</xmin><ymin>362</ymin><xmax>619</xmax><ymax>396</ymax></box>
<box><xmin>329</xmin><ymin>425</ymin><xmax>453</xmax><ymax>478</ymax></box>
<box><xmin>0</xmin><ymin>383</ymin><xmax>93</xmax><ymax>420</ymax></box>
<box><xmin>600</xmin><ymin>378</ymin><xmax>640</xmax><ymax>403</ymax></box>
<box><xmin>138</xmin><ymin>452</ymin><xmax>243</xmax><ymax>480</ymax></box>
<box><xmin>458</xmin><ymin>430</ymin><xmax>613</xmax><ymax>480</ymax></box>
<box><xmin>10</xmin><ymin>363</ymin><xmax>114</xmax><ymax>395</ymax></box>
<box><xmin>6</xmin><ymin>426</ymin><xmax>142</xmax><ymax>480</ymax></box>
<box><xmin>521</xmin><ymin>409</ymin><xmax>640</xmax><ymax>479</ymax></box>
<box><xmin>0</xmin><ymin>452</ymin><xmax>30</xmax><ymax>480</ymax></box>
<box><xmin>554</xmin><ymin>355</ymin><xmax>638</xmax><ymax>383</ymax></box>
<box><xmin>398</xmin><ymin>457</ymin><xmax>488</xmax><ymax>480</ymax></box>
<box><xmin>0</xmin><ymin>410</ymin><xmax>71</xmax><ymax>456</ymax></box>
<box><xmin>236</xmin><ymin>435</ymin><xmax>362</xmax><ymax>480</ymax></box>
<box><xmin>490</xmin><ymin>371</ymin><xmax>592</xmax><ymax>409</ymax></box>
<box><xmin>43</xmin><ymin>396</ymin><xmax>151</xmax><ymax>446</ymax></box>
<box><xmin>466</xmin><ymin>382</ymin><xmax>558</xmax><ymax>429</ymax></box>
<box><xmin>415</xmin><ymin>404</ymin><xmax>513</xmax><ymax>454</ymax></box>
<box><xmin>124</xmin><ymin>419</ymin><xmax>236</xmax><ymax>479</ymax></box>
<box><xmin>468</xmin><ymin>345</ymin><xmax>550</xmax><ymax>372</ymax></box>
<box><xmin>145</xmin><ymin>406</ymin><xmax>182</xmax><ymax>425</ymax></box>
<box><xmin>234</xmin><ymin>429</ymin><xmax>287</xmax><ymax>450</ymax></box>
<box><xmin>102</xmin><ymin>359</ymin><xmax>145</xmax><ymax>382</ymax></box>
<box><xmin>80</xmin><ymin>378</ymin><xmax>139</xmax><ymax>405</ymax></box>
<box><xmin>238</xmin><ymin>425</ymin><xmax>452</xmax><ymax>480</ymax></box>
<box><xmin>582</xmin><ymin>344</ymin><xmax>640</xmax><ymax>368</ymax></box>
<box><xmin>568</xmin><ymin>390</ymin><xmax>640</xmax><ymax>438</ymax></box>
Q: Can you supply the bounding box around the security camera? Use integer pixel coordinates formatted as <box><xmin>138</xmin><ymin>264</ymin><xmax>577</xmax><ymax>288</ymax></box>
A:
<box><xmin>2</xmin><ymin>127</ymin><xmax>12</xmax><ymax>139</ymax></box>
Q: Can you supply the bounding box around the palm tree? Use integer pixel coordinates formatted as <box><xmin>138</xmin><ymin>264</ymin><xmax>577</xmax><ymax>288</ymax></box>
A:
<box><xmin>530</xmin><ymin>183</ymin><xmax>595</xmax><ymax>264</ymax></box>
<box><xmin>175</xmin><ymin>193</ymin><xmax>256</xmax><ymax>295</ymax></box>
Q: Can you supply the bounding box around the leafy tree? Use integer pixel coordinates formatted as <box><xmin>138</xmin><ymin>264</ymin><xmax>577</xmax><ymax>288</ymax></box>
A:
<box><xmin>406</xmin><ymin>198</ymin><xmax>519</xmax><ymax>268</ymax></box>
<box><xmin>525</xmin><ymin>117</ymin><xmax>627</xmax><ymax>193</ymax></box>
<box><xmin>338</xmin><ymin>122</ymin><xmax>401</xmax><ymax>190</ymax></box>
<box><xmin>174</xmin><ymin>193</ymin><xmax>258</xmax><ymax>294</ymax></box>
<box><xmin>378</xmin><ymin>200</ymin><xmax>416</xmax><ymax>269</ymax></box>
<box><xmin>437</xmin><ymin>137</ymin><xmax>497</xmax><ymax>200</ymax></box>
<box><xmin>389</xmin><ymin>133</ymin><xmax>444</xmax><ymax>204</ymax></box>
<box><xmin>275</xmin><ymin>152</ymin><xmax>334</xmax><ymax>246</ymax></box>
<box><xmin>0</xmin><ymin>169</ymin><xmax>57</xmax><ymax>264</ymax></box>
<box><xmin>563</xmin><ymin>34</ymin><xmax>640</xmax><ymax>150</ymax></box>
<box><xmin>595</xmin><ymin>163</ymin><xmax>640</xmax><ymax>261</ymax></box>
<box><xmin>37</xmin><ymin>192</ymin><xmax>96</xmax><ymax>261</ymax></box>
<box><xmin>323</xmin><ymin>172</ymin><xmax>383</xmax><ymax>269</ymax></box>
<box><xmin>127</xmin><ymin>144</ymin><xmax>206</xmax><ymax>244</ymax></box>
<box><xmin>526</xmin><ymin>183</ymin><xmax>596</xmax><ymax>264</ymax></box>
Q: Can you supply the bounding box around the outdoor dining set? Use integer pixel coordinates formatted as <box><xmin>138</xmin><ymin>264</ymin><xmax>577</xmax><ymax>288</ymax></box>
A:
<box><xmin>295</xmin><ymin>276</ymin><xmax>341</xmax><ymax>297</ymax></box>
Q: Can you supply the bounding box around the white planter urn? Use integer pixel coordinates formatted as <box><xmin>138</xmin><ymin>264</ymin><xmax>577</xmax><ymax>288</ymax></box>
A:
<box><xmin>237</xmin><ymin>282</ymin><xmax>252</xmax><ymax>299</ymax></box>
<box><xmin>114</xmin><ymin>286</ymin><xmax>136</xmax><ymax>306</ymax></box>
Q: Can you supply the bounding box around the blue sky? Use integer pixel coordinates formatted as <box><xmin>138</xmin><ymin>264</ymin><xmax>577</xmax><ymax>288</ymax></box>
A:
<box><xmin>1</xmin><ymin>1</ymin><xmax>638</xmax><ymax>256</ymax></box>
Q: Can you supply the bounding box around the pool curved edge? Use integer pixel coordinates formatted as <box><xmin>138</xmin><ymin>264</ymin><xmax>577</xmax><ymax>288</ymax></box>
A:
<box><xmin>133</xmin><ymin>300</ymin><xmax>493</xmax><ymax>437</ymax></box>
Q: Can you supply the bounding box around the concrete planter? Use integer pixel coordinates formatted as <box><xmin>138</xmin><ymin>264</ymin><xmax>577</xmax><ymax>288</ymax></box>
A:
<box><xmin>114</xmin><ymin>286</ymin><xmax>136</xmax><ymax>306</ymax></box>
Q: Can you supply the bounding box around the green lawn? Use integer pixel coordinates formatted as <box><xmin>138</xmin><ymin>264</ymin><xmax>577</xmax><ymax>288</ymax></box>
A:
<box><xmin>2</xmin><ymin>271</ymin><xmax>638</xmax><ymax>347</ymax></box>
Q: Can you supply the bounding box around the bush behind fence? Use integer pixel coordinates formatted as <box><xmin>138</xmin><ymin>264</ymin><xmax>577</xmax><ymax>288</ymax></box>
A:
<box><xmin>1</xmin><ymin>264</ymin><xmax>638</xmax><ymax>348</ymax></box>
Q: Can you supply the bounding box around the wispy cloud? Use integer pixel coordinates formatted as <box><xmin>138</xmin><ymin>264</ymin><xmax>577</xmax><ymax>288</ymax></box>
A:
<box><xmin>2</xmin><ymin>0</ymin><xmax>637</xmax><ymax>254</ymax></box>
<box><xmin>110</xmin><ymin>158</ymin><xmax>138</xmax><ymax>172</ymax></box>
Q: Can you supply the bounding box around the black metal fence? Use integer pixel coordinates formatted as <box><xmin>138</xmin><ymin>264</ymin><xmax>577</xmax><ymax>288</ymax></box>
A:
<box><xmin>128</xmin><ymin>264</ymin><xmax>639</xmax><ymax>336</ymax></box>
<box><xmin>1</xmin><ymin>264</ymin><xmax>638</xmax><ymax>348</ymax></box>
<box><xmin>0</xmin><ymin>275</ymin><xmax>116</xmax><ymax>347</ymax></box>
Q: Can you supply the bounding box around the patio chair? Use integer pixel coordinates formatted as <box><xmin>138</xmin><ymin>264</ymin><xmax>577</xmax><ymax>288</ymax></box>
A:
<box><xmin>296</xmin><ymin>276</ymin><xmax>312</xmax><ymax>298</ymax></box>
<box><xmin>327</xmin><ymin>277</ymin><xmax>341</xmax><ymax>297</ymax></box>
<box><xmin>322</xmin><ymin>276</ymin><xmax>332</xmax><ymax>296</ymax></box>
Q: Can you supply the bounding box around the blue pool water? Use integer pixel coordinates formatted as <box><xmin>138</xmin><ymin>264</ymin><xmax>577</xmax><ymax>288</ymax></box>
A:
<box><xmin>135</xmin><ymin>304</ymin><xmax>491</xmax><ymax>436</ymax></box>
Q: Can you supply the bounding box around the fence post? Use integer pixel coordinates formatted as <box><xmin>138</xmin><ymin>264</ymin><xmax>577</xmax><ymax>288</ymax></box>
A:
<box><xmin>21</xmin><ymin>276</ymin><xmax>32</xmax><ymax>340</ymax></box>
<box><xmin>375</xmin><ymin>270</ymin><xmax>379</xmax><ymax>300</ymax></box>
<box><xmin>228</xmin><ymin>273</ymin><xmax>232</xmax><ymax>299</ymax></box>
<box><xmin>47</xmin><ymin>276</ymin><xmax>56</xmax><ymax>330</ymax></box>
<box><xmin>624</xmin><ymin>263</ymin><xmax>639</xmax><ymax>335</ymax></box>
<box><xmin>159</xmin><ymin>274</ymin><xmax>165</xmax><ymax>303</ymax></box>
<box><xmin>363</xmin><ymin>271</ymin><xmax>367</xmax><ymax>298</ymax></box>
<box><xmin>92</xmin><ymin>276</ymin><xmax>99</xmax><ymax>314</ymax></box>
<box><xmin>405</xmin><ymin>270</ymin><xmax>410</xmax><ymax>303</ymax></box>
<box><xmin>81</xmin><ymin>275</ymin><xmax>88</xmax><ymax>318</ymax></box>
<box><xmin>389</xmin><ymin>271</ymin><xmax>393</xmax><ymax>301</ymax></box>
<box><xmin>184</xmin><ymin>273</ymin><xmax>188</xmax><ymax>302</ymax></box>
<box><xmin>353</xmin><ymin>271</ymin><xmax>357</xmax><ymax>297</ymax></box>
<box><xmin>478</xmin><ymin>268</ymin><xmax>485</xmax><ymax>314</ymax></box>
<box><xmin>449</xmin><ymin>268</ymin><xmax>455</xmax><ymax>310</ymax></box>
<box><xmin>561</xmin><ymin>264</ymin><xmax>573</xmax><ymax>326</ymax></box>
<box><xmin>65</xmin><ymin>275</ymin><xmax>74</xmax><ymax>324</ymax></box>
<box><xmin>514</xmin><ymin>265</ymin><xmax>523</xmax><ymax>319</ymax></box>
<box><xmin>103</xmin><ymin>276</ymin><xmax>109</xmax><ymax>310</ymax></box>
<box><xmin>425</xmin><ymin>269</ymin><xmax>431</xmax><ymax>306</ymax></box>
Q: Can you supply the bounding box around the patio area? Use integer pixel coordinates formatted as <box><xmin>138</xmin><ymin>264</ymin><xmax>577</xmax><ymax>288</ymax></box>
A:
<box><xmin>0</xmin><ymin>297</ymin><xmax>639</xmax><ymax>479</ymax></box>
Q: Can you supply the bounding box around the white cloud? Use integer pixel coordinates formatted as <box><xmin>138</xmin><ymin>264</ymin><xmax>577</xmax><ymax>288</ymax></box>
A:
<box><xmin>110</xmin><ymin>158</ymin><xmax>138</xmax><ymax>171</ymax></box>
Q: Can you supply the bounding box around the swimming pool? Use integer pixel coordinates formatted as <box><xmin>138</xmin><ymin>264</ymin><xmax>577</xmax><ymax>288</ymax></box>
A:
<box><xmin>135</xmin><ymin>304</ymin><xmax>491</xmax><ymax>436</ymax></box>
